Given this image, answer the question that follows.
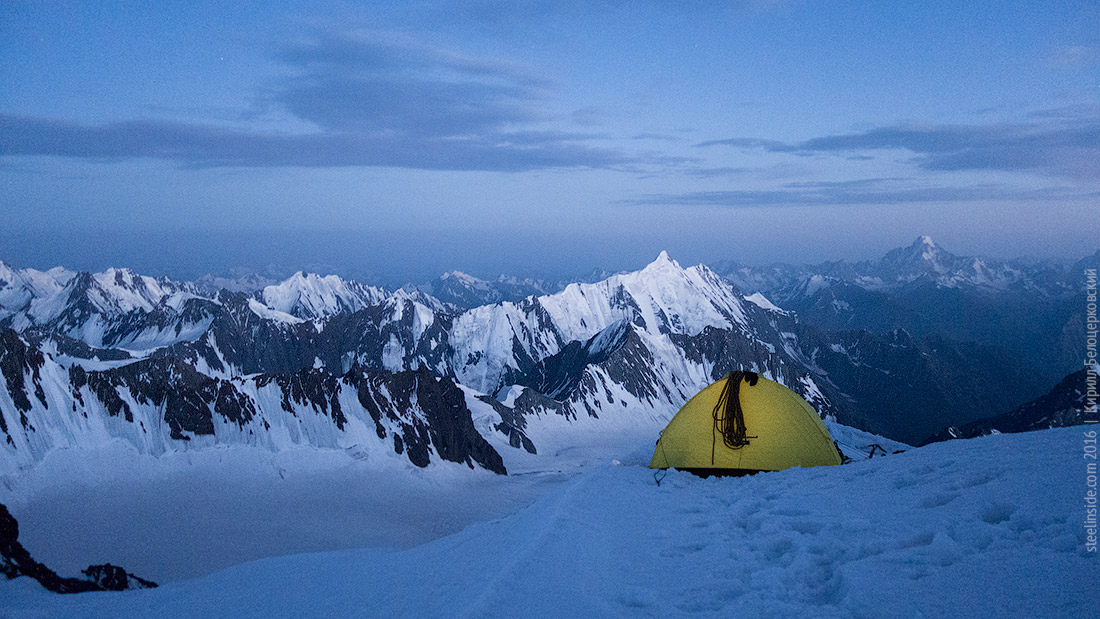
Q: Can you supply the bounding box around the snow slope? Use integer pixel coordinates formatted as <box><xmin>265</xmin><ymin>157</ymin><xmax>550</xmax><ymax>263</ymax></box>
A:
<box><xmin>3</xmin><ymin>427</ymin><xmax>1094</xmax><ymax>618</ymax></box>
<box><xmin>538</xmin><ymin>250</ymin><xmax>748</xmax><ymax>343</ymax></box>
<box><xmin>260</xmin><ymin>272</ymin><xmax>388</xmax><ymax>321</ymax></box>
<box><xmin>0</xmin><ymin>442</ymin><xmax>553</xmax><ymax>583</ymax></box>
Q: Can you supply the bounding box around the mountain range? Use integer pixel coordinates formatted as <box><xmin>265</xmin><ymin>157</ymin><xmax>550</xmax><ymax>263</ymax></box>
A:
<box><xmin>717</xmin><ymin>236</ymin><xmax>1095</xmax><ymax>383</ymax></box>
<box><xmin>0</xmin><ymin>239</ymin><xmax>1092</xmax><ymax>475</ymax></box>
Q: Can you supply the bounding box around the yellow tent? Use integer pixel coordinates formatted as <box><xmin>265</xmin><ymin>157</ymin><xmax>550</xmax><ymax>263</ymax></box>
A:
<box><xmin>650</xmin><ymin>371</ymin><xmax>842</xmax><ymax>475</ymax></box>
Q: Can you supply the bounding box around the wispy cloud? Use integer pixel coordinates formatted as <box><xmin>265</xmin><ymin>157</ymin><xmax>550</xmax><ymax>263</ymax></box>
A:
<box><xmin>697</xmin><ymin>137</ymin><xmax>797</xmax><ymax>151</ymax></box>
<box><xmin>699</xmin><ymin>113</ymin><xmax>1100</xmax><ymax>180</ymax></box>
<box><xmin>625</xmin><ymin>177</ymin><xmax>1095</xmax><ymax>207</ymax></box>
<box><xmin>0</xmin><ymin>28</ymin><xmax>630</xmax><ymax>172</ymax></box>
<box><xmin>1046</xmin><ymin>45</ymin><xmax>1097</xmax><ymax>68</ymax></box>
<box><xmin>631</xmin><ymin>133</ymin><xmax>687</xmax><ymax>142</ymax></box>
<box><xmin>681</xmin><ymin>166</ymin><xmax>753</xmax><ymax>178</ymax></box>
<box><xmin>0</xmin><ymin>114</ymin><xmax>630</xmax><ymax>171</ymax></box>
<box><xmin>272</xmin><ymin>29</ymin><xmax>548</xmax><ymax>135</ymax></box>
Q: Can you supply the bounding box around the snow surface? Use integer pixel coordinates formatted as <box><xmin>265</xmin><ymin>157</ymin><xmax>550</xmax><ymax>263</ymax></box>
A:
<box><xmin>744</xmin><ymin>292</ymin><xmax>785</xmax><ymax>313</ymax></box>
<box><xmin>247</xmin><ymin>298</ymin><xmax>305</xmax><ymax>324</ymax></box>
<box><xmin>441</xmin><ymin>270</ymin><xmax>491</xmax><ymax>289</ymax></box>
<box><xmin>0</xmin><ymin>262</ymin><xmax>74</xmax><ymax>321</ymax></box>
<box><xmin>260</xmin><ymin>272</ymin><xmax>387</xmax><ymax>320</ymax></box>
<box><xmin>539</xmin><ymin>251</ymin><xmax>749</xmax><ymax>344</ymax></box>
<box><xmin>3</xmin><ymin>427</ymin><xmax>1096</xmax><ymax>618</ymax></box>
<box><xmin>0</xmin><ymin>443</ymin><xmax>557</xmax><ymax>584</ymax></box>
<box><xmin>448</xmin><ymin>252</ymin><xmax>753</xmax><ymax>396</ymax></box>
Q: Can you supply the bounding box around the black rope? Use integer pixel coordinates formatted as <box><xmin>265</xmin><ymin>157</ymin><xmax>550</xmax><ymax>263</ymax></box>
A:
<box><xmin>834</xmin><ymin>440</ymin><xmax>852</xmax><ymax>464</ymax></box>
<box><xmin>711</xmin><ymin>371</ymin><xmax>759</xmax><ymax>463</ymax></box>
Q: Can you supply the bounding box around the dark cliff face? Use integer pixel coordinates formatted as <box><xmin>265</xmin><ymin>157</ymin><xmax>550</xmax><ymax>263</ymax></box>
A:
<box><xmin>38</xmin><ymin>333</ymin><xmax>132</xmax><ymax>362</ymax></box>
<box><xmin>69</xmin><ymin>357</ymin><xmax>256</xmax><ymax>440</ymax></box>
<box><xmin>923</xmin><ymin>368</ymin><xmax>1094</xmax><ymax>444</ymax></box>
<box><xmin>794</xmin><ymin>326</ymin><xmax>1050</xmax><ymax>445</ymax></box>
<box><xmin>1</xmin><ymin>503</ymin><xmax>157</xmax><ymax>593</ymax></box>
<box><xmin>346</xmin><ymin>367</ymin><xmax>506</xmax><ymax>474</ymax></box>
<box><xmin>502</xmin><ymin>317</ymin><xmax>834</xmax><ymax>428</ymax></box>
<box><xmin>782</xmin><ymin>281</ymin><xmax>1073</xmax><ymax>385</ymax></box>
<box><xmin>154</xmin><ymin>295</ymin><xmax>454</xmax><ymax>379</ymax></box>
<box><xmin>511</xmin><ymin>320</ymin><xmax>630</xmax><ymax>400</ymax></box>
<box><xmin>2</xmin><ymin>328</ymin><xmax>507</xmax><ymax>474</ymax></box>
<box><xmin>94</xmin><ymin>299</ymin><xmax>219</xmax><ymax>349</ymax></box>
<box><xmin>0</xmin><ymin>329</ymin><xmax>47</xmax><ymax>444</ymax></box>
<box><xmin>474</xmin><ymin>394</ymin><xmax>536</xmax><ymax>455</ymax></box>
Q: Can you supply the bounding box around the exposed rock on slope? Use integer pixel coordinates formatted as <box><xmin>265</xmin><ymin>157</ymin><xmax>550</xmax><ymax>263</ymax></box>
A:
<box><xmin>1</xmin><ymin>503</ymin><xmax>156</xmax><ymax>593</ymax></box>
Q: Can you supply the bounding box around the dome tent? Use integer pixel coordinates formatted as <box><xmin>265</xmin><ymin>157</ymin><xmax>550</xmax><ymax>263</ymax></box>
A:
<box><xmin>650</xmin><ymin>371</ymin><xmax>843</xmax><ymax>475</ymax></box>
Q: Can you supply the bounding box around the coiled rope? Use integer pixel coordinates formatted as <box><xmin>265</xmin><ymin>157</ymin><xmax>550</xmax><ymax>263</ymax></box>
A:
<box><xmin>711</xmin><ymin>371</ymin><xmax>759</xmax><ymax>464</ymax></box>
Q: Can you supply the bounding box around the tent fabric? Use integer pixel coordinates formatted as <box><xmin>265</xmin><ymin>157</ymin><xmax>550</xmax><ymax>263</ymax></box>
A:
<box><xmin>650</xmin><ymin>373</ymin><xmax>842</xmax><ymax>473</ymax></box>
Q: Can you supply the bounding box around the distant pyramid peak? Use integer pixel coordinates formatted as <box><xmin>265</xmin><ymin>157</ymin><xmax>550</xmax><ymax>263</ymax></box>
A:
<box><xmin>877</xmin><ymin>236</ymin><xmax>963</xmax><ymax>279</ymax></box>
<box><xmin>887</xmin><ymin>236</ymin><xmax>949</xmax><ymax>261</ymax></box>
<box><xmin>646</xmin><ymin>250</ymin><xmax>680</xmax><ymax>270</ymax></box>
<box><xmin>910</xmin><ymin>236</ymin><xmax>943</xmax><ymax>262</ymax></box>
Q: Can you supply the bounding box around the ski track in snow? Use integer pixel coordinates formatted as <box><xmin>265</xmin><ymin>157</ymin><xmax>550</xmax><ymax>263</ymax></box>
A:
<box><xmin>2</xmin><ymin>427</ymin><xmax>1097</xmax><ymax>618</ymax></box>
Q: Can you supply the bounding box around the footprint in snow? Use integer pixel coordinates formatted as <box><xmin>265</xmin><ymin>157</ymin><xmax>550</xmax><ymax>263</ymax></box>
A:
<box><xmin>916</xmin><ymin>491</ymin><xmax>957</xmax><ymax>509</ymax></box>
<box><xmin>979</xmin><ymin>502</ymin><xmax>1015</xmax><ymax>525</ymax></box>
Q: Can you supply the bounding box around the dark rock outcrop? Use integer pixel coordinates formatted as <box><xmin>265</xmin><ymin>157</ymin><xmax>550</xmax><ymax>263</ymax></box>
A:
<box><xmin>348</xmin><ymin>367</ymin><xmax>507</xmax><ymax>474</ymax></box>
<box><xmin>0</xmin><ymin>329</ymin><xmax>48</xmax><ymax>444</ymax></box>
<box><xmin>1</xmin><ymin>503</ymin><xmax>156</xmax><ymax>593</ymax></box>
<box><xmin>73</xmin><ymin>357</ymin><xmax>256</xmax><ymax>439</ymax></box>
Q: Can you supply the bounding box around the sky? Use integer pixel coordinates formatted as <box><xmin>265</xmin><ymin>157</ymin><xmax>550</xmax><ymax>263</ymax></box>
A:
<box><xmin>1</xmin><ymin>0</ymin><xmax>1098</xmax><ymax>285</ymax></box>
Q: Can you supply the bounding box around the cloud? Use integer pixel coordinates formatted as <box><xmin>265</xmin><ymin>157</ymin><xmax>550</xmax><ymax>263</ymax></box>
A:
<box><xmin>0</xmin><ymin>29</ymin><xmax>630</xmax><ymax>172</ymax></box>
<box><xmin>1046</xmin><ymin>45</ymin><xmax>1097</xmax><ymax>68</ymax></box>
<box><xmin>699</xmin><ymin>113</ymin><xmax>1100</xmax><ymax>180</ymax></box>
<box><xmin>0</xmin><ymin>114</ymin><xmax>629</xmax><ymax>171</ymax></box>
<box><xmin>631</xmin><ymin>133</ymin><xmax>687</xmax><ymax>142</ymax></box>
<box><xmin>681</xmin><ymin>166</ymin><xmax>753</xmax><ymax>178</ymax></box>
<box><xmin>272</xmin><ymin>29</ymin><xmax>548</xmax><ymax>135</ymax></box>
<box><xmin>696</xmin><ymin>137</ymin><xmax>797</xmax><ymax>151</ymax></box>
<box><xmin>625</xmin><ymin>177</ymin><xmax>1096</xmax><ymax>207</ymax></box>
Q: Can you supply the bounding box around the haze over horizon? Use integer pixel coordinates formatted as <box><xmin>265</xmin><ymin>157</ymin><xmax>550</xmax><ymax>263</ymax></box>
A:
<box><xmin>0</xmin><ymin>233</ymin><xmax>1093</xmax><ymax>290</ymax></box>
<box><xmin>3</xmin><ymin>1</ymin><xmax>1098</xmax><ymax>283</ymax></box>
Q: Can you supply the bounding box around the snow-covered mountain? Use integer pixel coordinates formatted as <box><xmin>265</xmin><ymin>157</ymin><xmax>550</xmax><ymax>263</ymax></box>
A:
<box><xmin>721</xmin><ymin>236</ymin><xmax>1080</xmax><ymax>296</ymax></box>
<box><xmin>0</xmin><ymin>263</ymin><xmax>217</xmax><ymax>352</ymax></box>
<box><xmin>0</xmin><ymin>263</ymin><xmax>74</xmax><ymax>322</ymax></box>
<box><xmin>1</xmin><ymin>251</ymin><xmax>1056</xmax><ymax>473</ymax></box>
<box><xmin>192</xmin><ymin>270</ymin><xmax>281</xmax><ymax>295</ymax></box>
<box><xmin>717</xmin><ymin>237</ymin><xmax>1094</xmax><ymax>382</ymax></box>
<box><xmin>259</xmin><ymin>272</ymin><xmax>389</xmax><ymax>320</ymax></box>
<box><xmin>0</xmin><ymin>327</ymin><xmax>503</xmax><ymax>474</ymax></box>
<box><xmin>2</xmin><ymin>253</ymin><xmax>831</xmax><ymax>472</ymax></box>
<box><xmin>429</xmin><ymin>270</ymin><xmax>560</xmax><ymax>310</ymax></box>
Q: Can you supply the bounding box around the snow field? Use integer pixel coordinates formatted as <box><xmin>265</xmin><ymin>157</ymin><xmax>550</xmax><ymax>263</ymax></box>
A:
<box><xmin>3</xmin><ymin>427</ymin><xmax>1095</xmax><ymax>618</ymax></box>
<box><xmin>1</xmin><ymin>441</ymin><xmax>555</xmax><ymax>583</ymax></box>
